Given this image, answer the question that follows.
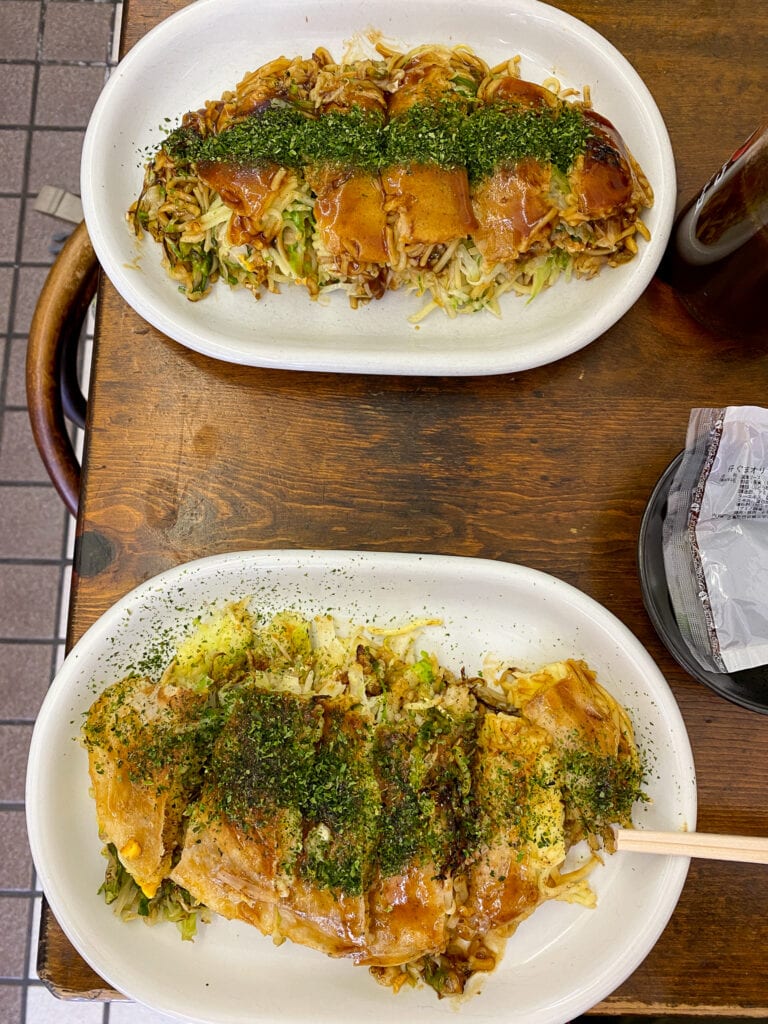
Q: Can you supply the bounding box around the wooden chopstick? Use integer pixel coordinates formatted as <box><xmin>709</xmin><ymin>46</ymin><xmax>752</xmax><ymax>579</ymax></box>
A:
<box><xmin>614</xmin><ymin>828</ymin><xmax>768</xmax><ymax>865</ymax></box>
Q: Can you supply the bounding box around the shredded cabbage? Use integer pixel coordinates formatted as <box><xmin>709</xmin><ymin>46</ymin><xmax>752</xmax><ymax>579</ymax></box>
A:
<box><xmin>99</xmin><ymin>844</ymin><xmax>209</xmax><ymax>941</ymax></box>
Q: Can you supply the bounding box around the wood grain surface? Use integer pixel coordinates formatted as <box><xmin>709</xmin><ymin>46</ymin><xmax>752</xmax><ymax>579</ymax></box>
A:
<box><xmin>37</xmin><ymin>0</ymin><xmax>768</xmax><ymax>1015</ymax></box>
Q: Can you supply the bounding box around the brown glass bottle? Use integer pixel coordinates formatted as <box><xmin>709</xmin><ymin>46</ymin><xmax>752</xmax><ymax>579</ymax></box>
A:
<box><xmin>660</xmin><ymin>122</ymin><xmax>768</xmax><ymax>341</ymax></box>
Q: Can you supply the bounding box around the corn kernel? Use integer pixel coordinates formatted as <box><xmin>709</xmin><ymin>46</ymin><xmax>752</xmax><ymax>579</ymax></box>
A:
<box><xmin>119</xmin><ymin>839</ymin><xmax>141</xmax><ymax>859</ymax></box>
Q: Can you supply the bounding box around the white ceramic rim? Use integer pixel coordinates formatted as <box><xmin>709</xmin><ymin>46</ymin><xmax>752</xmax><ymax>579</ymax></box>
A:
<box><xmin>27</xmin><ymin>550</ymin><xmax>696</xmax><ymax>1024</ymax></box>
<box><xmin>81</xmin><ymin>0</ymin><xmax>676</xmax><ymax>375</ymax></box>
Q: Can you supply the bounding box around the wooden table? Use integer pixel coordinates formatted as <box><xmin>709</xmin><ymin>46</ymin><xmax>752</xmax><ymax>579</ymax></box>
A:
<box><xmin>37</xmin><ymin>0</ymin><xmax>768</xmax><ymax>1015</ymax></box>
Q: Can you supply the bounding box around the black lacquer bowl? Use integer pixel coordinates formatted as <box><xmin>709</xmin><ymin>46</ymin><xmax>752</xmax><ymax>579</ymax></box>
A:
<box><xmin>638</xmin><ymin>452</ymin><xmax>768</xmax><ymax>714</ymax></box>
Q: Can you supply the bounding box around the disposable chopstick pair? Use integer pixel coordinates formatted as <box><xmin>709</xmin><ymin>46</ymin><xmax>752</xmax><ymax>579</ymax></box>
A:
<box><xmin>614</xmin><ymin>828</ymin><xmax>768</xmax><ymax>865</ymax></box>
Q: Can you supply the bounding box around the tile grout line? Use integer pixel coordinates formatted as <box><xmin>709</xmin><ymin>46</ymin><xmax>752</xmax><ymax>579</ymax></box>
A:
<box><xmin>0</xmin><ymin>556</ymin><xmax>72</xmax><ymax>565</ymax></box>
<box><xmin>0</xmin><ymin>889</ymin><xmax>41</xmax><ymax>901</ymax></box>
<box><xmin>0</xmin><ymin>638</ymin><xmax>61</xmax><ymax>647</ymax></box>
<box><xmin>0</xmin><ymin>479</ymin><xmax>70</xmax><ymax>487</ymax></box>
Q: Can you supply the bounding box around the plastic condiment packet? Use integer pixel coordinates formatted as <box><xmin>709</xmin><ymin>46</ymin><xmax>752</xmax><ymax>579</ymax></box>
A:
<box><xmin>663</xmin><ymin>405</ymin><xmax>768</xmax><ymax>674</ymax></box>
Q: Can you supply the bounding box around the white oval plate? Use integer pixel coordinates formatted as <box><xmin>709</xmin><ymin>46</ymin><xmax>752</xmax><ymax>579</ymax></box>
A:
<box><xmin>81</xmin><ymin>0</ymin><xmax>675</xmax><ymax>375</ymax></box>
<box><xmin>27</xmin><ymin>550</ymin><xmax>696</xmax><ymax>1024</ymax></box>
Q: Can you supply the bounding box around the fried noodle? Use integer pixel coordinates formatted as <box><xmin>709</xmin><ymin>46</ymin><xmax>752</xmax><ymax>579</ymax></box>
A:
<box><xmin>128</xmin><ymin>38</ymin><xmax>654</xmax><ymax>320</ymax></box>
